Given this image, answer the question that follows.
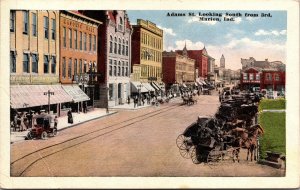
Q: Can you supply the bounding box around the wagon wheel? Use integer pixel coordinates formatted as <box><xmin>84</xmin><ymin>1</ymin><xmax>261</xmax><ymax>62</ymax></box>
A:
<box><xmin>41</xmin><ymin>131</ymin><xmax>48</xmax><ymax>140</ymax></box>
<box><xmin>207</xmin><ymin>150</ymin><xmax>222</xmax><ymax>164</ymax></box>
<box><xmin>190</xmin><ymin>146</ymin><xmax>200</xmax><ymax>164</ymax></box>
<box><xmin>179</xmin><ymin>145</ymin><xmax>194</xmax><ymax>159</ymax></box>
<box><xmin>52</xmin><ymin>128</ymin><xmax>58</xmax><ymax>136</ymax></box>
<box><xmin>176</xmin><ymin>134</ymin><xmax>189</xmax><ymax>150</ymax></box>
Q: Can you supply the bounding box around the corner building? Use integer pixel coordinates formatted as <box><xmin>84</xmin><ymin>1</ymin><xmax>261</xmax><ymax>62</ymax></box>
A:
<box><xmin>131</xmin><ymin>19</ymin><xmax>163</xmax><ymax>87</ymax></box>
<box><xmin>78</xmin><ymin>10</ymin><xmax>132</xmax><ymax>107</ymax></box>
<box><xmin>9</xmin><ymin>10</ymin><xmax>74</xmax><ymax>115</ymax></box>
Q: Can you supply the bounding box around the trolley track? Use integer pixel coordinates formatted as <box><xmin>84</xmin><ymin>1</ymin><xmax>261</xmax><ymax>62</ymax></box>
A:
<box><xmin>11</xmin><ymin>103</ymin><xmax>182</xmax><ymax>176</ymax></box>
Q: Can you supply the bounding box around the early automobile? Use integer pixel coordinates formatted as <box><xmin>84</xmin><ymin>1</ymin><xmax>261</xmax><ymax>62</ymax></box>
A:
<box><xmin>26</xmin><ymin>114</ymin><xmax>57</xmax><ymax>140</ymax></box>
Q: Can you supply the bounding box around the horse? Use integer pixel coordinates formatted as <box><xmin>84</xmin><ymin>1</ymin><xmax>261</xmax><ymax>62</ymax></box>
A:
<box><xmin>229</xmin><ymin>124</ymin><xmax>264</xmax><ymax>162</ymax></box>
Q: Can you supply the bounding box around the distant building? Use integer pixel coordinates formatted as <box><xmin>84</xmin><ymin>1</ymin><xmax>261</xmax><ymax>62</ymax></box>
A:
<box><xmin>241</xmin><ymin>57</ymin><xmax>271</xmax><ymax>70</ymax></box>
<box><xmin>220</xmin><ymin>54</ymin><xmax>225</xmax><ymax>68</ymax></box>
<box><xmin>162</xmin><ymin>45</ymin><xmax>195</xmax><ymax>90</ymax></box>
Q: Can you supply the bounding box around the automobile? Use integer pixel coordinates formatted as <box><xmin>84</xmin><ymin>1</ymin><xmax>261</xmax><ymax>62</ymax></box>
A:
<box><xmin>26</xmin><ymin>113</ymin><xmax>57</xmax><ymax>140</ymax></box>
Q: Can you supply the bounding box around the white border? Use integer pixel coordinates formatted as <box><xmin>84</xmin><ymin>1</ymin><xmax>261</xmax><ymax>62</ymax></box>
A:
<box><xmin>0</xmin><ymin>0</ymin><xmax>299</xmax><ymax>188</ymax></box>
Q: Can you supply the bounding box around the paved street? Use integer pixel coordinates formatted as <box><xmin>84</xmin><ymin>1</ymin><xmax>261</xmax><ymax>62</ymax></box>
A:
<box><xmin>10</xmin><ymin>91</ymin><xmax>284</xmax><ymax>177</ymax></box>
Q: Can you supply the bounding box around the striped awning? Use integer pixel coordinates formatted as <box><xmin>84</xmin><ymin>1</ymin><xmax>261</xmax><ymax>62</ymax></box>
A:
<box><xmin>142</xmin><ymin>82</ymin><xmax>155</xmax><ymax>92</ymax></box>
<box><xmin>10</xmin><ymin>85</ymin><xmax>73</xmax><ymax>109</ymax></box>
<box><xmin>131</xmin><ymin>82</ymin><xmax>148</xmax><ymax>93</ymax></box>
<box><xmin>61</xmin><ymin>85</ymin><xmax>90</xmax><ymax>103</ymax></box>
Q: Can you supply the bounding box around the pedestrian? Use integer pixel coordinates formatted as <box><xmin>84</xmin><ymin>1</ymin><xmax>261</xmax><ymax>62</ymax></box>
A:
<box><xmin>67</xmin><ymin>109</ymin><xmax>73</xmax><ymax>124</ymax></box>
<box><xmin>134</xmin><ymin>96</ymin><xmax>138</xmax><ymax>108</ymax></box>
<box><xmin>54</xmin><ymin>116</ymin><xmax>58</xmax><ymax>128</ymax></box>
<box><xmin>142</xmin><ymin>97</ymin><xmax>145</xmax><ymax>106</ymax></box>
<box><xmin>127</xmin><ymin>96</ymin><xmax>130</xmax><ymax>105</ymax></box>
<box><xmin>83</xmin><ymin>102</ymin><xmax>87</xmax><ymax>113</ymax></box>
<box><xmin>23</xmin><ymin>116</ymin><xmax>29</xmax><ymax>131</ymax></box>
<box><xmin>16</xmin><ymin>114</ymin><xmax>21</xmax><ymax>132</ymax></box>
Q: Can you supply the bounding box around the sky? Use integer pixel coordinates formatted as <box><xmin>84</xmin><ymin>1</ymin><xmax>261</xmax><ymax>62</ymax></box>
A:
<box><xmin>127</xmin><ymin>10</ymin><xmax>287</xmax><ymax>70</ymax></box>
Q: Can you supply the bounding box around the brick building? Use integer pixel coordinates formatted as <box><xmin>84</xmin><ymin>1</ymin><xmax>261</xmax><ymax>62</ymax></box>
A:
<box><xmin>162</xmin><ymin>45</ymin><xmax>195</xmax><ymax>90</ymax></box>
<box><xmin>59</xmin><ymin>10</ymin><xmax>101</xmax><ymax>110</ymax></box>
<box><xmin>131</xmin><ymin>19</ymin><xmax>164</xmax><ymax>93</ymax></box>
<box><xmin>9</xmin><ymin>10</ymin><xmax>74</xmax><ymax>115</ymax></box>
<box><xmin>78</xmin><ymin>10</ymin><xmax>132</xmax><ymax>107</ymax></box>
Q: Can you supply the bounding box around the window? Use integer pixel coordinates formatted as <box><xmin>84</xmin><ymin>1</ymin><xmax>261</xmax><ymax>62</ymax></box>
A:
<box><xmin>249</xmin><ymin>73</ymin><xmax>254</xmax><ymax>80</ymax></box>
<box><xmin>51</xmin><ymin>56</ymin><xmax>56</xmax><ymax>74</ymax></box>
<box><xmin>23</xmin><ymin>11</ymin><xmax>29</xmax><ymax>34</ymax></box>
<box><xmin>109</xmin><ymin>83</ymin><xmax>114</xmax><ymax>100</ymax></box>
<box><xmin>118</xmin><ymin>61</ymin><xmax>121</xmax><ymax>76</ymax></box>
<box><xmin>23</xmin><ymin>53</ymin><xmax>30</xmax><ymax>73</ymax></box>
<box><xmin>32</xmin><ymin>54</ymin><xmax>38</xmax><ymax>73</ymax></box>
<box><xmin>114</xmin><ymin>60</ymin><xmax>117</xmax><ymax>76</ymax></box>
<box><xmin>122</xmin><ymin>66</ymin><xmax>124</xmax><ymax>76</ymax></box>
<box><xmin>32</xmin><ymin>13</ymin><xmax>37</xmax><ymax>36</ymax></box>
<box><xmin>256</xmin><ymin>73</ymin><xmax>260</xmax><ymax>80</ymax></box>
<box><xmin>51</xmin><ymin>19</ymin><xmax>56</xmax><ymax>40</ymax></box>
<box><xmin>61</xmin><ymin>57</ymin><xmax>65</xmax><ymax>78</ymax></box>
<box><xmin>125</xmin><ymin>67</ymin><xmax>128</xmax><ymax>77</ymax></box>
<box><xmin>68</xmin><ymin>58</ymin><xmax>72</xmax><ymax>78</ymax></box>
<box><xmin>126</xmin><ymin>41</ymin><xmax>128</xmax><ymax>56</ymax></box>
<box><xmin>79</xmin><ymin>32</ymin><xmax>82</xmax><ymax>50</ymax></box>
<box><xmin>84</xmin><ymin>33</ymin><xmax>87</xmax><ymax>51</ymax></box>
<box><xmin>266</xmin><ymin>73</ymin><xmax>272</xmax><ymax>81</ymax></box>
<box><xmin>89</xmin><ymin>34</ymin><xmax>92</xmax><ymax>51</ymax></box>
<box><xmin>118</xmin><ymin>38</ymin><xmax>121</xmax><ymax>54</ymax></box>
<box><xmin>10</xmin><ymin>11</ymin><xmax>15</xmax><ymax>32</ymax></box>
<box><xmin>74</xmin><ymin>59</ymin><xmax>77</xmax><ymax>76</ymax></box>
<box><xmin>243</xmin><ymin>73</ymin><xmax>248</xmax><ymax>80</ymax></box>
<box><xmin>119</xmin><ymin>17</ymin><xmax>123</xmax><ymax>30</ymax></box>
<box><xmin>74</xmin><ymin>30</ymin><xmax>77</xmax><ymax>49</ymax></box>
<box><xmin>109</xmin><ymin>36</ymin><xmax>113</xmax><ymax>53</ymax></box>
<box><xmin>93</xmin><ymin>35</ymin><xmax>96</xmax><ymax>51</ymax></box>
<box><xmin>275</xmin><ymin>74</ymin><xmax>280</xmax><ymax>81</ymax></box>
<box><xmin>84</xmin><ymin>61</ymin><xmax>87</xmax><ymax>73</ymax></box>
<box><xmin>109</xmin><ymin>59</ymin><xmax>112</xmax><ymax>76</ymax></box>
<box><xmin>69</xmin><ymin>29</ymin><xmax>72</xmax><ymax>48</ymax></box>
<box><xmin>79</xmin><ymin>59</ymin><xmax>82</xmax><ymax>74</ymax></box>
<box><xmin>122</xmin><ymin>39</ymin><xmax>125</xmax><ymax>55</ymax></box>
<box><xmin>63</xmin><ymin>27</ymin><xmax>66</xmax><ymax>47</ymax></box>
<box><xmin>10</xmin><ymin>51</ymin><xmax>16</xmax><ymax>73</ymax></box>
<box><xmin>44</xmin><ymin>55</ymin><xmax>49</xmax><ymax>73</ymax></box>
<box><xmin>114</xmin><ymin>37</ymin><xmax>117</xmax><ymax>54</ymax></box>
<box><xmin>44</xmin><ymin>16</ymin><xmax>49</xmax><ymax>39</ymax></box>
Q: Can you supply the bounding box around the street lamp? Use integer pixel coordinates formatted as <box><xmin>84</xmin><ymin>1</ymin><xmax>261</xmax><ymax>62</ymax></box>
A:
<box><xmin>44</xmin><ymin>90</ymin><xmax>54</xmax><ymax>114</ymax></box>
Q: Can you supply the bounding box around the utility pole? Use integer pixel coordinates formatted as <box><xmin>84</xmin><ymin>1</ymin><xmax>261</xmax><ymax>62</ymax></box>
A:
<box><xmin>44</xmin><ymin>90</ymin><xmax>54</xmax><ymax>114</ymax></box>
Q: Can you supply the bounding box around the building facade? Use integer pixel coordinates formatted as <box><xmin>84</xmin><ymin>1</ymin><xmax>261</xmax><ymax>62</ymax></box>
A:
<box><xmin>131</xmin><ymin>19</ymin><xmax>163</xmax><ymax>83</ymax></box>
<box><xmin>59</xmin><ymin>11</ymin><xmax>101</xmax><ymax>109</ymax></box>
<box><xmin>9</xmin><ymin>10</ymin><xmax>75</xmax><ymax>115</ymax></box>
<box><xmin>220</xmin><ymin>54</ymin><xmax>225</xmax><ymax>68</ymax></box>
<box><xmin>162</xmin><ymin>48</ymin><xmax>195</xmax><ymax>89</ymax></box>
<box><xmin>79</xmin><ymin>10</ymin><xmax>132</xmax><ymax>107</ymax></box>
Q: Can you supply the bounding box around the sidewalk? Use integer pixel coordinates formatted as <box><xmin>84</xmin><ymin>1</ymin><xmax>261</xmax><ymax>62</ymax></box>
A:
<box><xmin>10</xmin><ymin>108</ymin><xmax>117</xmax><ymax>144</ymax></box>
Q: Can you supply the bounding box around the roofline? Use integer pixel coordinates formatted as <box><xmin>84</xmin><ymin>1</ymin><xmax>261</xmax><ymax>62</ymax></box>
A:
<box><xmin>63</xmin><ymin>10</ymin><xmax>103</xmax><ymax>25</ymax></box>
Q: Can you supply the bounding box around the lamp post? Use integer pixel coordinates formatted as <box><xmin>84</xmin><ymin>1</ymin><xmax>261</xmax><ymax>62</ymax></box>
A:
<box><xmin>44</xmin><ymin>90</ymin><xmax>54</xmax><ymax>114</ymax></box>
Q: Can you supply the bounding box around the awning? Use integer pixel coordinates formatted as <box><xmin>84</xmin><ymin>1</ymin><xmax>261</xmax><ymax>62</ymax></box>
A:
<box><xmin>150</xmin><ymin>82</ymin><xmax>160</xmax><ymax>91</ymax></box>
<box><xmin>10</xmin><ymin>85</ymin><xmax>73</xmax><ymax>109</ymax></box>
<box><xmin>142</xmin><ymin>82</ymin><xmax>155</xmax><ymax>92</ymax></box>
<box><xmin>62</xmin><ymin>85</ymin><xmax>90</xmax><ymax>103</ymax></box>
<box><xmin>131</xmin><ymin>82</ymin><xmax>148</xmax><ymax>93</ymax></box>
<box><xmin>152</xmin><ymin>82</ymin><xmax>161</xmax><ymax>90</ymax></box>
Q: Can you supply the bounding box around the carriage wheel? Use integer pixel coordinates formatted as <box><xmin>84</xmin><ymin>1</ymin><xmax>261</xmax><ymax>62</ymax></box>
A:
<box><xmin>176</xmin><ymin>134</ymin><xmax>189</xmax><ymax>150</ymax></box>
<box><xmin>207</xmin><ymin>150</ymin><xmax>222</xmax><ymax>164</ymax></box>
<box><xmin>41</xmin><ymin>131</ymin><xmax>48</xmax><ymax>140</ymax></box>
<box><xmin>179</xmin><ymin>145</ymin><xmax>194</xmax><ymax>159</ymax></box>
<box><xmin>190</xmin><ymin>146</ymin><xmax>200</xmax><ymax>164</ymax></box>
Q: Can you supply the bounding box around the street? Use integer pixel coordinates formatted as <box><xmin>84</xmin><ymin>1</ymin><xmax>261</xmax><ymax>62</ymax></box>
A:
<box><xmin>10</xmin><ymin>91</ymin><xmax>284</xmax><ymax>177</ymax></box>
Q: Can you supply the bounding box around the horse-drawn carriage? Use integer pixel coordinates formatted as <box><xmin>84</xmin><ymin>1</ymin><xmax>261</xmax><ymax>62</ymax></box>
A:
<box><xmin>182</xmin><ymin>95</ymin><xmax>197</xmax><ymax>105</ymax></box>
<box><xmin>176</xmin><ymin>116</ymin><xmax>240</xmax><ymax>164</ymax></box>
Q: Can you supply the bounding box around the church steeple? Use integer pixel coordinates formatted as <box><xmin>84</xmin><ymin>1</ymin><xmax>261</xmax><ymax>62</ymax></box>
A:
<box><xmin>220</xmin><ymin>54</ymin><xmax>225</xmax><ymax>68</ymax></box>
<box><xmin>183</xmin><ymin>41</ymin><xmax>188</xmax><ymax>57</ymax></box>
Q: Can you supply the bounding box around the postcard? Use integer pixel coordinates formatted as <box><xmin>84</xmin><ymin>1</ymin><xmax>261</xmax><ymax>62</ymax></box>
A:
<box><xmin>0</xmin><ymin>0</ymin><xmax>299</xmax><ymax>189</ymax></box>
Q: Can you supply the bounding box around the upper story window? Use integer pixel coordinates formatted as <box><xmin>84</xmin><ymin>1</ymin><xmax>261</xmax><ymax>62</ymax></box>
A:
<box><xmin>51</xmin><ymin>18</ymin><xmax>56</xmax><ymax>40</ymax></box>
<box><xmin>93</xmin><ymin>35</ymin><xmax>96</xmax><ymax>51</ymax></box>
<box><xmin>74</xmin><ymin>59</ymin><xmax>77</xmax><ymax>76</ymax></box>
<box><xmin>249</xmin><ymin>73</ymin><xmax>254</xmax><ymax>80</ymax></box>
<box><xmin>118</xmin><ymin>38</ymin><xmax>121</xmax><ymax>54</ymax></box>
<box><xmin>10</xmin><ymin>11</ymin><xmax>15</xmax><ymax>32</ymax></box>
<box><xmin>256</xmin><ymin>73</ymin><xmax>260</xmax><ymax>80</ymax></box>
<box><xmin>84</xmin><ymin>33</ymin><xmax>87</xmax><ymax>51</ymax></box>
<box><xmin>266</xmin><ymin>73</ymin><xmax>272</xmax><ymax>81</ymax></box>
<box><xmin>89</xmin><ymin>34</ymin><xmax>92</xmax><ymax>51</ymax></box>
<box><xmin>243</xmin><ymin>73</ymin><xmax>248</xmax><ymax>80</ymax></box>
<box><xmin>74</xmin><ymin>30</ymin><xmax>78</xmax><ymax>49</ymax></box>
<box><xmin>63</xmin><ymin>27</ymin><xmax>66</xmax><ymax>47</ymax></box>
<box><xmin>23</xmin><ymin>11</ymin><xmax>29</xmax><ymax>34</ymax></box>
<box><xmin>44</xmin><ymin>55</ymin><xmax>49</xmax><ymax>73</ymax></box>
<box><xmin>69</xmin><ymin>29</ymin><xmax>72</xmax><ymax>48</ymax></box>
<box><xmin>51</xmin><ymin>56</ymin><xmax>56</xmax><ymax>74</ymax></box>
<box><xmin>32</xmin><ymin>13</ymin><xmax>37</xmax><ymax>36</ymax></box>
<box><xmin>275</xmin><ymin>74</ymin><xmax>280</xmax><ymax>81</ymax></box>
<box><xmin>10</xmin><ymin>51</ymin><xmax>16</xmax><ymax>73</ymax></box>
<box><xmin>79</xmin><ymin>32</ymin><xmax>82</xmax><ymax>50</ymax></box>
<box><xmin>79</xmin><ymin>59</ymin><xmax>82</xmax><ymax>74</ymax></box>
<box><xmin>44</xmin><ymin>16</ymin><xmax>49</xmax><ymax>39</ymax></box>
<box><xmin>109</xmin><ymin>36</ymin><xmax>113</xmax><ymax>53</ymax></box>
<box><xmin>118</xmin><ymin>17</ymin><xmax>123</xmax><ymax>31</ymax></box>
<box><xmin>122</xmin><ymin>39</ymin><xmax>125</xmax><ymax>55</ymax></box>
<box><xmin>126</xmin><ymin>40</ymin><xmax>128</xmax><ymax>56</ymax></box>
<box><xmin>23</xmin><ymin>53</ymin><xmax>29</xmax><ymax>73</ymax></box>
<box><xmin>32</xmin><ymin>54</ymin><xmax>38</xmax><ymax>73</ymax></box>
<box><xmin>68</xmin><ymin>58</ymin><xmax>72</xmax><ymax>78</ymax></box>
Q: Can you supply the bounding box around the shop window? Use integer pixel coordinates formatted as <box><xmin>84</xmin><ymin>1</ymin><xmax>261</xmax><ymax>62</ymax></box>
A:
<box><xmin>109</xmin><ymin>83</ymin><xmax>114</xmax><ymax>100</ymax></box>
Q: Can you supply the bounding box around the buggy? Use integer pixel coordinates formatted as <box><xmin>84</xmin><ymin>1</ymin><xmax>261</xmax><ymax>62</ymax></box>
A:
<box><xmin>26</xmin><ymin>114</ymin><xmax>57</xmax><ymax>140</ymax></box>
